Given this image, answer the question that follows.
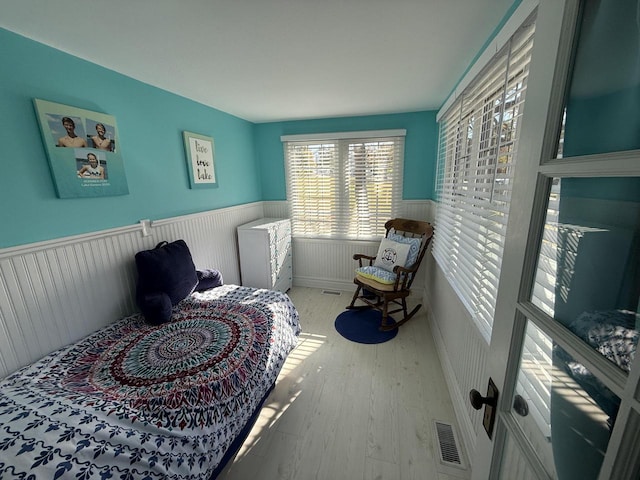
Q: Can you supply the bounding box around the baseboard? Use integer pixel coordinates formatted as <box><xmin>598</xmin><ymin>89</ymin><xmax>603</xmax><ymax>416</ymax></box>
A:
<box><xmin>293</xmin><ymin>276</ymin><xmax>354</xmax><ymax>293</ymax></box>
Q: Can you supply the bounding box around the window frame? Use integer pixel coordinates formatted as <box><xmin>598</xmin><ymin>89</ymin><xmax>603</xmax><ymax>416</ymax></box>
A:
<box><xmin>282</xmin><ymin>130</ymin><xmax>405</xmax><ymax>240</ymax></box>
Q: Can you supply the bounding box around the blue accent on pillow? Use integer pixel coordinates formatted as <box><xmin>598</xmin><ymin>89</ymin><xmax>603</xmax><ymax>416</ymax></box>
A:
<box><xmin>387</xmin><ymin>233</ymin><xmax>421</xmax><ymax>266</ymax></box>
<box><xmin>135</xmin><ymin>239</ymin><xmax>198</xmax><ymax>324</ymax></box>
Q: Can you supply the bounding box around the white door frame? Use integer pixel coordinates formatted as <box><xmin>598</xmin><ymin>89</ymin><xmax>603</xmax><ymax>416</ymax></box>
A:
<box><xmin>471</xmin><ymin>0</ymin><xmax>640</xmax><ymax>478</ymax></box>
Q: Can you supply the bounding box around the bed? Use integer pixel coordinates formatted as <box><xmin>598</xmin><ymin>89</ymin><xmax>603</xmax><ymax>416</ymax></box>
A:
<box><xmin>550</xmin><ymin>309</ymin><xmax>637</xmax><ymax>478</ymax></box>
<box><xmin>553</xmin><ymin>308</ymin><xmax>638</xmax><ymax>424</ymax></box>
<box><xmin>0</xmin><ymin>284</ymin><xmax>301</xmax><ymax>479</ymax></box>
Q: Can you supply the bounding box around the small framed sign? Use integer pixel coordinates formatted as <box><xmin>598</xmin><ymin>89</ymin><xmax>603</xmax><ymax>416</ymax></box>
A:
<box><xmin>183</xmin><ymin>131</ymin><xmax>217</xmax><ymax>189</ymax></box>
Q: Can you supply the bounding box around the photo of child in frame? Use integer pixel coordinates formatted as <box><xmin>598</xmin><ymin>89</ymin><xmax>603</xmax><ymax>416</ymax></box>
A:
<box><xmin>86</xmin><ymin>119</ymin><xmax>116</xmax><ymax>152</ymax></box>
<box><xmin>52</xmin><ymin>115</ymin><xmax>87</xmax><ymax>148</ymax></box>
<box><xmin>76</xmin><ymin>150</ymin><xmax>108</xmax><ymax>180</ymax></box>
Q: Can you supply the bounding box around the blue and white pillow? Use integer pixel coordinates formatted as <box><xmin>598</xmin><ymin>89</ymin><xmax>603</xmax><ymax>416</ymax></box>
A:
<box><xmin>373</xmin><ymin>238</ymin><xmax>411</xmax><ymax>272</ymax></box>
<box><xmin>387</xmin><ymin>232</ymin><xmax>422</xmax><ymax>267</ymax></box>
<box><xmin>355</xmin><ymin>234</ymin><xmax>423</xmax><ymax>285</ymax></box>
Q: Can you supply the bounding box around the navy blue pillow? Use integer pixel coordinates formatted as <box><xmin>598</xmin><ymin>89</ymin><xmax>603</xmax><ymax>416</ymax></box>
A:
<box><xmin>196</xmin><ymin>269</ymin><xmax>224</xmax><ymax>291</ymax></box>
<box><xmin>135</xmin><ymin>240</ymin><xmax>198</xmax><ymax>324</ymax></box>
<box><xmin>137</xmin><ymin>292</ymin><xmax>172</xmax><ymax>326</ymax></box>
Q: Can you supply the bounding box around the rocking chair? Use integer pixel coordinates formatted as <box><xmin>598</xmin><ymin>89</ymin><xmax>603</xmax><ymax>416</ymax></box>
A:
<box><xmin>347</xmin><ymin>218</ymin><xmax>434</xmax><ymax>331</ymax></box>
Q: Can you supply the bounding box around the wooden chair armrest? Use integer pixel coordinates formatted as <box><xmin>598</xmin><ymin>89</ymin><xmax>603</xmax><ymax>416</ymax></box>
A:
<box><xmin>392</xmin><ymin>264</ymin><xmax>416</xmax><ymax>290</ymax></box>
<box><xmin>392</xmin><ymin>264</ymin><xmax>416</xmax><ymax>275</ymax></box>
<box><xmin>353</xmin><ymin>253</ymin><xmax>376</xmax><ymax>267</ymax></box>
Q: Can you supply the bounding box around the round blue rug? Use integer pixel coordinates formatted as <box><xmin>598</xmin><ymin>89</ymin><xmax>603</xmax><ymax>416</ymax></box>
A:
<box><xmin>334</xmin><ymin>309</ymin><xmax>398</xmax><ymax>344</ymax></box>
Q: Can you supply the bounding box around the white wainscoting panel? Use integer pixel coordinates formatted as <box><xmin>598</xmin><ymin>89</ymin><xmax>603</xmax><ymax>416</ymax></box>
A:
<box><xmin>149</xmin><ymin>203</ymin><xmax>264</xmax><ymax>286</ymax></box>
<box><xmin>292</xmin><ymin>238</ymin><xmax>379</xmax><ymax>291</ymax></box>
<box><xmin>0</xmin><ymin>203</ymin><xmax>265</xmax><ymax>379</ymax></box>
<box><xmin>402</xmin><ymin>200</ymin><xmax>435</xmax><ymax>223</ymax></box>
<box><xmin>0</xmin><ymin>226</ymin><xmax>144</xmax><ymax>379</ymax></box>
<box><xmin>262</xmin><ymin>201</ymin><xmax>289</xmax><ymax>219</ymax></box>
<box><xmin>423</xmin><ymin>254</ymin><xmax>488</xmax><ymax>466</ymax></box>
<box><xmin>265</xmin><ymin>200</ymin><xmax>433</xmax><ymax>292</ymax></box>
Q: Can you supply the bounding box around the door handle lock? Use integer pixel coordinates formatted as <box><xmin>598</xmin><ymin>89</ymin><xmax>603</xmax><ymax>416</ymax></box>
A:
<box><xmin>469</xmin><ymin>377</ymin><xmax>499</xmax><ymax>439</ymax></box>
<box><xmin>513</xmin><ymin>394</ymin><xmax>529</xmax><ymax>417</ymax></box>
<box><xmin>469</xmin><ymin>389</ymin><xmax>496</xmax><ymax>409</ymax></box>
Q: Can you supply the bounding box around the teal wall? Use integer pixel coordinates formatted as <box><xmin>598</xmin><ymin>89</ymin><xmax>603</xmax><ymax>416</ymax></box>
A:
<box><xmin>554</xmin><ymin>0</ymin><xmax>640</xmax><ymax>325</ymax></box>
<box><xmin>443</xmin><ymin>0</ymin><xmax>524</xmax><ymax>106</ymax></box>
<box><xmin>254</xmin><ymin>111</ymin><xmax>438</xmax><ymax>201</ymax></box>
<box><xmin>563</xmin><ymin>0</ymin><xmax>640</xmax><ymax>157</ymax></box>
<box><xmin>0</xmin><ymin>28</ymin><xmax>438</xmax><ymax>249</ymax></box>
<box><xmin>0</xmin><ymin>28</ymin><xmax>260</xmax><ymax>248</ymax></box>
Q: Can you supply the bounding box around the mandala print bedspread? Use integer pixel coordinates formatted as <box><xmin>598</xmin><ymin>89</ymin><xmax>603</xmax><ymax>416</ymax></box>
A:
<box><xmin>0</xmin><ymin>285</ymin><xmax>301</xmax><ymax>479</ymax></box>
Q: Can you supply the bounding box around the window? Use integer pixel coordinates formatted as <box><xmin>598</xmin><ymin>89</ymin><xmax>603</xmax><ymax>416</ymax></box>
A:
<box><xmin>282</xmin><ymin>130</ymin><xmax>405</xmax><ymax>239</ymax></box>
<box><xmin>433</xmin><ymin>18</ymin><xmax>536</xmax><ymax>339</ymax></box>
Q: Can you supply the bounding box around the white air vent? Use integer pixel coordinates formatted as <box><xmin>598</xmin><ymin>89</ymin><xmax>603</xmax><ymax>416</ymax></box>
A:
<box><xmin>434</xmin><ymin>420</ymin><xmax>465</xmax><ymax>469</ymax></box>
<box><xmin>321</xmin><ymin>290</ymin><xmax>342</xmax><ymax>296</ymax></box>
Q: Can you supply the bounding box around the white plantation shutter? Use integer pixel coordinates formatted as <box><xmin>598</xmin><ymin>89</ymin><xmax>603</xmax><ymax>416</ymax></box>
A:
<box><xmin>283</xmin><ymin>131</ymin><xmax>405</xmax><ymax>239</ymax></box>
<box><xmin>433</xmin><ymin>18</ymin><xmax>536</xmax><ymax>339</ymax></box>
<box><xmin>284</xmin><ymin>141</ymin><xmax>339</xmax><ymax>238</ymax></box>
<box><xmin>435</xmin><ymin>12</ymin><xmax>553</xmax><ymax>440</ymax></box>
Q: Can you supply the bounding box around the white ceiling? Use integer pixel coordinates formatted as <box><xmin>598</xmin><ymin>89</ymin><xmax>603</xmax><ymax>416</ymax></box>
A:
<box><xmin>1</xmin><ymin>0</ymin><xmax>513</xmax><ymax>123</ymax></box>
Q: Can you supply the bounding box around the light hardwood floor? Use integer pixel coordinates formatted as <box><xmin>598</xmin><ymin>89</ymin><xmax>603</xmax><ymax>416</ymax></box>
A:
<box><xmin>218</xmin><ymin>287</ymin><xmax>470</xmax><ymax>480</ymax></box>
